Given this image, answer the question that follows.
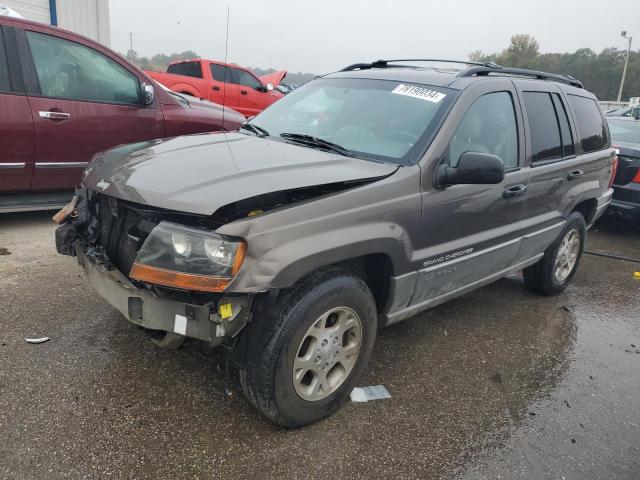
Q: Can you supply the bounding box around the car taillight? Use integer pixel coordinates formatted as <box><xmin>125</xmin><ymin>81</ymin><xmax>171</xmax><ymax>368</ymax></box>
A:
<box><xmin>609</xmin><ymin>148</ymin><xmax>619</xmax><ymax>188</ymax></box>
<box><xmin>632</xmin><ymin>168</ymin><xmax>640</xmax><ymax>184</ymax></box>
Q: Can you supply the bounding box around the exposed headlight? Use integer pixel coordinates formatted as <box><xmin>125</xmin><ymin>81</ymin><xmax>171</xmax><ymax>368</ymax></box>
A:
<box><xmin>129</xmin><ymin>222</ymin><xmax>246</xmax><ymax>292</ymax></box>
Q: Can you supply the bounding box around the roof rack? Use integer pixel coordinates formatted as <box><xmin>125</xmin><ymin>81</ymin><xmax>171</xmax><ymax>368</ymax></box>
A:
<box><xmin>340</xmin><ymin>59</ymin><xmax>492</xmax><ymax>72</ymax></box>
<box><xmin>457</xmin><ymin>65</ymin><xmax>583</xmax><ymax>88</ymax></box>
<box><xmin>339</xmin><ymin>59</ymin><xmax>583</xmax><ymax>89</ymax></box>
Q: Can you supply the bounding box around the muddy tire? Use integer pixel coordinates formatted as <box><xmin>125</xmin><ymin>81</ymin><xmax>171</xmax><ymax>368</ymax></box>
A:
<box><xmin>523</xmin><ymin>211</ymin><xmax>586</xmax><ymax>296</ymax></box>
<box><xmin>239</xmin><ymin>267</ymin><xmax>377</xmax><ymax>427</ymax></box>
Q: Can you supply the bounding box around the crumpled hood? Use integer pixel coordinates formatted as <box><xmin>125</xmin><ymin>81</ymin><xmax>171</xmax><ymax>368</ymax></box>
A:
<box><xmin>259</xmin><ymin>70</ymin><xmax>287</xmax><ymax>86</ymax></box>
<box><xmin>83</xmin><ymin>132</ymin><xmax>398</xmax><ymax>216</ymax></box>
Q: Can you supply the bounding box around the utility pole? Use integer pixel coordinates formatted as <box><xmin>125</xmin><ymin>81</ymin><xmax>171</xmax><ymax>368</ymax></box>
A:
<box><xmin>129</xmin><ymin>32</ymin><xmax>133</xmax><ymax>54</ymax></box>
<box><xmin>617</xmin><ymin>31</ymin><xmax>633</xmax><ymax>103</ymax></box>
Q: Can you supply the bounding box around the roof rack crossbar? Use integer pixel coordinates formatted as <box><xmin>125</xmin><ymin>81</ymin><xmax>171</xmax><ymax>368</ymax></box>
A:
<box><xmin>340</xmin><ymin>59</ymin><xmax>494</xmax><ymax>72</ymax></box>
<box><xmin>457</xmin><ymin>65</ymin><xmax>583</xmax><ymax>88</ymax></box>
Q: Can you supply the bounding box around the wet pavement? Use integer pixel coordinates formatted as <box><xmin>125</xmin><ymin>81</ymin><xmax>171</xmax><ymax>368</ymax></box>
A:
<box><xmin>0</xmin><ymin>212</ymin><xmax>638</xmax><ymax>479</ymax></box>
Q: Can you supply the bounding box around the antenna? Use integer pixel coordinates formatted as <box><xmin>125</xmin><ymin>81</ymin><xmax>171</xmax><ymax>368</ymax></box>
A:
<box><xmin>221</xmin><ymin>5</ymin><xmax>230</xmax><ymax>131</ymax></box>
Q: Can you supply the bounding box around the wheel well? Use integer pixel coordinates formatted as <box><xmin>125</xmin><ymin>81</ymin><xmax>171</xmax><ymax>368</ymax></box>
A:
<box><xmin>571</xmin><ymin>198</ymin><xmax>597</xmax><ymax>224</ymax></box>
<box><xmin>334</xmin><ymin>254</ymin><xmax>393</xmax><ymax>313</ymax></box>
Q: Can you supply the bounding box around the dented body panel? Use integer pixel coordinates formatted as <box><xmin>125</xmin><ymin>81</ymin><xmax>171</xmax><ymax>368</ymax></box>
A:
<box><xmin>82</xmin><ymin>132</ymin><xmax>398</xmax><ymax>216</ymax></box>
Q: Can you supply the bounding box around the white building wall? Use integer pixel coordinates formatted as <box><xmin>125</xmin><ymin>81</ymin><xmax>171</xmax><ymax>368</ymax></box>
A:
<box><xmin>57</xmin><ymin>0</ymin><xmax>110</xmax><ymax>46</ymax></box>
<box><xmin>2</xmin><ymin>0</ymin><xmax>110</xmax><ymax>46</ymax></box>
<box><xmin>2</xmin><ymin>0</ymin><xmax>50</xmax><ymax>24</ymax></box>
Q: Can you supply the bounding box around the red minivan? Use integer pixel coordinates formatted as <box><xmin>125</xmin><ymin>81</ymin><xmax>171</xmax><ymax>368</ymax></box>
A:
<box><xmin>0</xmin><ymin>16</ymin><xmax>245</xmax><ymax>213</ymax></box>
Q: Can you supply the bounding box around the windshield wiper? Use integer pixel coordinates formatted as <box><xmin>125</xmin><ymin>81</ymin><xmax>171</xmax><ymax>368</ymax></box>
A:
<box><xmin>279</xmin><ymin>132</ymin><xmax>353</xmax><ymax>157</ymax></box>
<box><xmin>240</xmin><ymin>123</ymin><xmax>269</xmax><ymax>137</ymax></box>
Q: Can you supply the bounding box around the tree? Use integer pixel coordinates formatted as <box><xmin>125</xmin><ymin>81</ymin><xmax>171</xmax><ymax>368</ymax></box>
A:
<box><xmin>468</xmin><ymin>35</ymin><xmax>640</xmax><ymax>101</ymax></box>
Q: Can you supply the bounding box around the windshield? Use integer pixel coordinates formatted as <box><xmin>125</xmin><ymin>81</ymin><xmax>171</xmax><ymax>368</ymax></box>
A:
<box><xmin>608</xmin><ymin>120</ymin><xmax>640</xmax><ymax>145</ymax></box>
<box><xmin>247</xmin><ymin>78</ymin><xmax>456</xmax><ymax>165</ymax></box>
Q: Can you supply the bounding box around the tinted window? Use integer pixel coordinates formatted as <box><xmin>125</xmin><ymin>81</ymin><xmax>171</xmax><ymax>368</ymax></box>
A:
<box><xmin>210</xmin><ymin>63</ymin><xmax>232</xmax><ymax>83</ymax></box>
<box><xmin>233</xmin><ymin>68</ymin><xmax>261</xmax><ymax>90</ymax></box>
<box><xmin>449</xmin><ymin>91</ymin><xmax>519</xmax><ymax>169</ymax></box>
<box><xmin>0</xmin><ymin>29</ymin><xmax>10</xmax><ymax>92</ymax></box>
<box><xmin>567</xmin><ymin>95</ymin><xmax>608</xmax><ymax>152</ymax></box>
<box><xmin>27</xmin><ymin>31</ymin><xmax>141</xmax><ymax>105</ymax></box>
<box><xmin>167</xmin><ymin>61</ymin><xmax>202</xmax><ymax>78</ymax></box>
<box><xmin>523</xmin><ymin>92</ymin><xmax>562</xmax><ymax>162</ymax></box>
<box><xmin>551</xmin><ymin>94</ymin><xmax>575</xmax><ymax>157</ymax></box>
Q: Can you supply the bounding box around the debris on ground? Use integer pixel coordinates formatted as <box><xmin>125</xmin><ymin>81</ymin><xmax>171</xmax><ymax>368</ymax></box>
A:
<box><xmin>350</xmin><ymin>385</ymin><xmax>391</xmax><ymax>402</ymax></box>
<box><xmin>25</xmin><ymin>337</ymin><xmax>50</xmax><ymax>344</ymax></box>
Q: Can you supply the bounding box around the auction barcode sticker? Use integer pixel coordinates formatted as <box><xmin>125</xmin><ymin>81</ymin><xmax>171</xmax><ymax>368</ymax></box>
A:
<box><xmin>391</xmin><ymin>84</ymin><xmax>446</xmax><ymax>103</ymax></box>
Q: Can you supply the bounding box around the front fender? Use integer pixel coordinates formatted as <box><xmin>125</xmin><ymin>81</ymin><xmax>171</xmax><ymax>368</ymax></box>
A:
<box><xmin>229</xmin><ymin>222</ymin><xmax>412</xmax><ymax>291</ymax></box>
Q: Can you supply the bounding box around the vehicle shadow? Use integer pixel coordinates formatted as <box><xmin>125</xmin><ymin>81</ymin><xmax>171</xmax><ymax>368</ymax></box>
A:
<box><xmin>91</xmin><ymin>274</ymin><xmax>576</xmax><ymax>479</ymax></box>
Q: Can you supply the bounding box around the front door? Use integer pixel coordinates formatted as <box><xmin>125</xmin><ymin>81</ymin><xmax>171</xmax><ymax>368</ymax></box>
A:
<box><xmin>18</xmin><ymin>27</ymin><xmax>165</xmax><ymax>192</ymax></box>
<box><xmin>413</xmin><ymin>80</ymin><xmax>530</xmax><ymax>307</ymax></box>
<box><xmin>232</xmin><ymin>67</ymin><xmax>269</xmax><ymax>117</ymax></box>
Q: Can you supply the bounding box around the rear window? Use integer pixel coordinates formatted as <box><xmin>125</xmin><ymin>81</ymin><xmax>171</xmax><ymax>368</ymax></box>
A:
<box><xmin>167</xmin><ymin>61</ymin><xmax>202</xmax><ymax>78</ymax></box>
<box><xmin>608</xmin><ymin>120</ymin><xmax>640</xmax><ymax>144</ymax></box>
<box><xmin>0</xmin><ymin>29</ymin><xmax>10</xmax><ymax>92</ymax></box>
<box><xmin>523</xmin><ymin>92</ymin><xmax>562</xmax><ymax>162</ymax></box>
<box><xmin>567</xmin><ymin>95</ymin><xmax>608</xmax><ymax>152</ymax></box>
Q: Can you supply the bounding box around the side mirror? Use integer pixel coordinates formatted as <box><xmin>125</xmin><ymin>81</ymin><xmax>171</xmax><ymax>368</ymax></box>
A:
<box><xmin>141</xmin><ymin>83</ymin><xmax>155</xmax><ymax>105</ymax></box>
<box><xmin>434</xmin><ymin>151</ymin><xmax>505</xmax><ymax>187</ymax></box>
<box><xmin>266</xmin><ymin>83</ymin><xmax>274</xmax><ymax>91</ymax></box>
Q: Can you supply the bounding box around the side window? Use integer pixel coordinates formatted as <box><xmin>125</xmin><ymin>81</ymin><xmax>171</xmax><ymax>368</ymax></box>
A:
<box><xmin>167</xmin><ymin>61</ymin><xmax>202</xmax><ymax>78</ymax></box>
<box><xmin>551</xmin><ymin>93</ymin><xmax>575</xmax><ymax>157</ymax></box>
<box><xmin>449</xmin><ymin>91</ymin><xmax>519</xmax><ymax>169</ymax></box>
<box><xmin>233</xmin><ymin>68</ymin><xmax>261</xmax><ymax>90</ymax></box>
<box><xmin>26</xmin><ymin>31</ymin><xmax>141</xmax><ymax>105</ymax></box>
<box><xmin>567</xmin><ymin>95</ymin><xmax>608</xmax><ymax>153</ymax></box>
<box><xmin>523</xmin><ymin>92</ymin><xmax>562</xmax><ymax>162</ymax></box>
<box><xmin>0</xmin><ymin>28</ymin><xmax>11</xmax><ymax>93</ymax></box>
<box><xmin>210</xmin><ymin>63</ymin><xmax>232</xmax><ymax>83</ymax></box>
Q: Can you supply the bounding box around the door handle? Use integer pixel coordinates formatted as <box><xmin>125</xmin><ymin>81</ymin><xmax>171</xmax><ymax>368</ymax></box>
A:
<box><xmin>39</xmin><ymin>111</ymin><xmax>71</xmax><ymax>121</ymax></box>
<box><xmin>240</xmin><ymin>90</ymin><xmax>247</xmax><ymax>95</ymax></box>
<box><xmin>503</xmin><ymin>184</ymin><xmax>528</xmax><ymax>199</ymax></box>
<box><xmin>567</xmin><ymin>169</ymin><xmax>584</xmax><ymax>180</ymax></box>
<box><xmin>212</xmin><ymin>85</ymin><xmax>220</xmax><ymax>91</ymax></box>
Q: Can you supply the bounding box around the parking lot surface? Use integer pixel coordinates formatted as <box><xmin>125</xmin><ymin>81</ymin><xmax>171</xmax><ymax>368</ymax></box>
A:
<box><xmin>1</xmin><ymin>212</ymin><xmax>639</xmax><ymax>479</ymax></box>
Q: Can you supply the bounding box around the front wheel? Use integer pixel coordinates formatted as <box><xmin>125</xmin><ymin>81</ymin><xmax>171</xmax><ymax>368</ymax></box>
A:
<box><xmin>523</xmin><ymin>211</ymin><xmax>586</xmax><ymax>295</ymax></box>
<box><xmin>239</xmin><ymin>267</ymin><xmax>377</xmax><ymax>427</ymax></box>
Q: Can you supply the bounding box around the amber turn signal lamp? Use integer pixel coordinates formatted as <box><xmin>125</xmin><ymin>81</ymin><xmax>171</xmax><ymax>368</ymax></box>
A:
<box><xmin>129</xmin><ymin>264</ymin><xmax>231</xmax><ymax>292</ymax></box>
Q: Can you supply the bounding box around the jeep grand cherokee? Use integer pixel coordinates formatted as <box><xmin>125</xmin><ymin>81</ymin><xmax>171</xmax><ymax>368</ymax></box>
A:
<box><xmin>55</xmin><ymin>59</ymin><xmax>616</xmax><ymax>427</ymax></box>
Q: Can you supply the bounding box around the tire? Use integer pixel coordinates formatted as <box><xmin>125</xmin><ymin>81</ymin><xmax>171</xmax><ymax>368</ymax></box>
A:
<box><xmin>523</xmin><ymin>211</ymin><xmax>587</xmax><ymax>296</ymax></box>
<box><xmin>239</xmin><ymin>267</ymin><xmax>377</xmax><ymax>427</ymax></box>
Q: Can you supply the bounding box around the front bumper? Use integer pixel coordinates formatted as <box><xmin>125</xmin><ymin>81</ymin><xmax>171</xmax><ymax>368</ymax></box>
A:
<box><xmin>76</xmin><ymin>245</ymin><xmax>252</xmax><ymax>344</ymax></box>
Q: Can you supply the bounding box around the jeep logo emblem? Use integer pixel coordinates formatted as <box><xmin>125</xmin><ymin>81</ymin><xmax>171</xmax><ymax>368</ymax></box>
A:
<box><xmin>96</xmin><ymin>179</ymin><xmax>110</xmax><ymax>191</ymax></box>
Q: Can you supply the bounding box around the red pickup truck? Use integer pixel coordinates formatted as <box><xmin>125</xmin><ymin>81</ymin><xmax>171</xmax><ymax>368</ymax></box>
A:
<box><xmin>147</xmin><ymin>60</ymin><xmax>286</xmax><ymax>117</ymax></box>
<box><xmin>0</xmin><ymin>16</ymin><xmax>244</xmax><ymax>213</ymax></box>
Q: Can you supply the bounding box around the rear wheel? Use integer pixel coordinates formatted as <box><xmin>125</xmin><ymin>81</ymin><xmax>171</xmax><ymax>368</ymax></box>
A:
<box><xmin>239</xmin><ymin>267</ymin><xmax>377</xmax><ymax>427</ymax></box>
<box><xmin>523</xmin><ymin>211</ymin><xmax>586</xmax><ymax>295</ymax></box>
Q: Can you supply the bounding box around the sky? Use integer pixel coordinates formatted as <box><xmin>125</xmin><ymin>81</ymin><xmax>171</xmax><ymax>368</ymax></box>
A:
<box><xmin>110</xmin><ymin>0</ymin><xmax>640</xmax><ymax>74</ymax></box>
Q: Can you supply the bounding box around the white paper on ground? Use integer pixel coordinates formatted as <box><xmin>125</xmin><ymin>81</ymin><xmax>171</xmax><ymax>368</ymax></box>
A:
<box><xmin>25</xmin><ymin>337</ymin><xmax>50</xmax><ymax>344</ymax></box>
<box><xmin>350</xmin><ymin>385</ymin><xmax>391</xmax><ymax>402</ymax></box>
<box><xmin>174</xmin><ymin>314</ymin><xmax>187</xmax><ymax>336</ymax></box>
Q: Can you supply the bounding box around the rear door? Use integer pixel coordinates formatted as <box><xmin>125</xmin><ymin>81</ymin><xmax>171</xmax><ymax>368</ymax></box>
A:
<box><xmin>515</xmin><ymin>81</ymin><xmax>587</xmax><ymax>245</ymax></box>
<box><xmin>209</xmin><ymin>63</ymin><xmax>240</xmax><ymax>113</ymax></box>
<box><xmin>0</xmin><ymin>24</ymin><xmax>35</xmax><ymax>193</ymax></box>
<box><xmin>17</xmin><ymin>26</ymin><xmax>165</xmax><ymax>192</ymax></box>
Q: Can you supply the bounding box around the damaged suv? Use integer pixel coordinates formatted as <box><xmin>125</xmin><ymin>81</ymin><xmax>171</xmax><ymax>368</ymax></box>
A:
<box><xmin>56</xmin><ymin>60</ymin><xmax>616</xmax><ymax>427</ymax></box>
